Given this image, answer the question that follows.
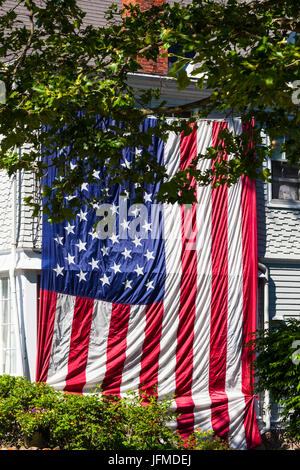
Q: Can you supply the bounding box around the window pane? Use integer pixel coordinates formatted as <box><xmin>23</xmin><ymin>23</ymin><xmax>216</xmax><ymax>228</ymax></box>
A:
<box><xmin>2</xmin><ymin>278</ymin><xmax>8</xmax><ymax>299</ymax></box>
<box><xmin>272</xmin><ymin>181</ymin><xmax>300</xmax><ymax>201</ymax></box>
<box><xmin>9</xmin><ymin>348</ymin><xmax>16</xmax><ymax>375</ymax></box>
<box><xmin>3</xmin><ymin>349</ymin><xmax>10</xmax><ymax>374</ymax></box>
<box><xmin>271</xmin><ymin>136</ymin><xmax>285</xmax><ymax>161</ymax></box>
<box><xmin>272</xmin><ymin>161</ymin><xmax>300</xmax><ymax>201</ymax></box>
<box><xmin>2</xmin><ymin>324</ymin><xmax>9</xmax><ymax>349</ymax></box>
<box><xmin>10</xmin><ymin>324</ymin><xmax>16</xmax><ymax>349</ymax></box>
<box><xmin>2</xmin><ymin>298</ymin><xmax>9</xmax><ymax>324</ymax></box>
<box><xmin>0</xmin><ymin>277</ymin><xmax>16</xmax><ymax>375</ymax></box>
<box><xmin>272</xmin><ymin>161</ymin><xmax>300</xmax><ymax>179</ymax></box>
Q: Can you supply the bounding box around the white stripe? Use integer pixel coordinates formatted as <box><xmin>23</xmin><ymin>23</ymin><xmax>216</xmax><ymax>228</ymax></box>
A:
<box><xmin>157</xmin><ymin>130</ymin><xmax>182</xmax><ymax>399</ymax></box>
<box><xmin>82</xmin><ymin>300</ymin><xmax>113</xmax><ymax>392</ymax></box>
<box><xmin>192</xmin><ymin>121</ymin><xmax>213</xmax><ymax>430</ymax></box>
<box><xmin>46</xmin><ymin>293</ymin><xmax>76</xmax><ymax>390</ymax></box>
<box><xmin>226</xmin><ymin>118</ymin><xmax>247</xmax><ymax>449</ymax></box>
<box><xmin>119</xmin><ymin>304</ymin><xmax>147</xmax><ymax>396</ymax></box>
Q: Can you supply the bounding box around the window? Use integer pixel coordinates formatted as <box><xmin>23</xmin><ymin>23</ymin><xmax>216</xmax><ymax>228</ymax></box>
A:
<box><xmin>0</xmin><ymin>277</ymin><xmax>17</xmax><ymax>375</ymax></box>
<box><xmin>269</xmin><ymin>136</ymin><xmax>300</xmax><ymax>207</ymax></box>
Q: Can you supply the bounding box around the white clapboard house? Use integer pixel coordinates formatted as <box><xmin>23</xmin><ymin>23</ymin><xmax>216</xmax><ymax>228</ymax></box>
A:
<box><xmin>0</xmin><ymin>0</ymin><xmax>299</xmax><ymax>434</ymax></box>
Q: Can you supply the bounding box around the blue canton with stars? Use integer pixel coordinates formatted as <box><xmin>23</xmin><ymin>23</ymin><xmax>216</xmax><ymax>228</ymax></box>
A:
<box><xmin>41</xmin><ymin>118</ymin><xmax>166</xmax><ymax>305</ymax></box>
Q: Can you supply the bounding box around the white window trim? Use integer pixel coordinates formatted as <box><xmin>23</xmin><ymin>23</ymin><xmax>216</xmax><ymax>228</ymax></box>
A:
<box><xmin>266</xmin><ymin>137</ymin><xmax>300</xmax><ymax>209</ymax></box>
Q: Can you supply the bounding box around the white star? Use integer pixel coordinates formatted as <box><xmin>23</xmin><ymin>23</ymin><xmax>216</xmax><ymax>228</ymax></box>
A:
<box><xmin>103</xmin><ymin>187</ymin><xmax>110</xmax><ymax>196</ymax></box>
<box><xmin>144</xmin><ymin>192</ymin><xmax>152</xmax><ymax>203</ymax></box>
<box><xmin>101</xmin><ymin>246</ymin><xmax>109</xmax><ymax>256</ymax></box>
<box><xmin>65</xmin><ymin>195</ymin><xmax>76</xmax><ymax>201</ymax></box>
<box><xmin>65</xmin><ymin>253</ymin><xmax>75</xmax><ymax>265</ymax></box>
<box><xmin>123</xmin><ymin>279</ymin><xmax>133</xmax><ymax>290</ymax></box>
<box><xmin>120</xmin><ymin>219</ymin><xmax>130</xmax><ymax>231</ymax></box>
<box><xmin>64</xmin><ymin>223</ymin><xmax>75</xmax><ymax>235</ymax></box>
<box><xmin>134</xmin><ymin>264</ymin><xmax>144</xmax><ymax>277</ymax></box>
<box><xmin>77</xmin><ymin>210</ymin><xmax>88</xmax><ymax>222</ymax></box>
<box><xmin>142</xmin><ymin>221</ymin><xmax>152</xmax><ymax>232</ymax></box>
<box><xmin>146</xmin><ymin>280</ymin><xmax>154</xmax><ymax>290</ymax></box>
<box><xmin>121</xmin><ymin>247</ymin><xmax>132</xmax><ymax>259</ymax></box>
<box><xmin>100</xmin><ymin>273</ymin><xmax>110</xmax><ymax>286</ymax></box>
<box><xmin>130</xmin><ymin>206</ymin><xmax>140</xmax><ymax>218</ymax></box>
<box><xmin>93</xmin><ymin>170</ymin><xmax>101</xmax><ymax>180</ymax></box>
<box><xmin>53</xmin><ymin>264</ymin><xmax>64</xmax><ymax>277</ymax></box>
<box><xmin>110</xmin><ymin>203</ymin><xmax>119</xmax><ymax>215</ymax></box>
<box><xmin>75</xmin><ymin>239</ymin><xmax>87</xmax><ymax>252</ymax></box>
<box><xmin>135</xmin><ymin>148</ymin><xmax>142</xmax><ymax>157</ymax></box>
<box><xmin>121</xmin><ymin>158</ymin><xmax>131</xmax><ymax>169</ymax></box>
<box><xmin>81</xmin><ymin>182</ymin><xmax>89</xmax><ymax>192</ymax></box>
<box><xmin>132</xmin><ymin>236</ymin><xmax>142</xmax><ymax>248</ymax></box>
<box><xmin>70</xmin><ymin>162</ymin><xmax>77</xmax><ymax>170</ymax></box>
<box><xmin>109</xmin><ymin>233</ymin><xmax>119</xmax><ymax>244</ymax></box>
<box><xmin>54</xmin><ymin>236</ymin><xmax>64</xmax><ymax>245</ymax></box>
<box><xmin>88</xmin><ymin>230</ymin><xmax>99</xmax><ymax>240</ymax></box>
<box><xmin>92</xmin><ymin>202</ymin><xmax>100</xmax><ymax>210</ymax></box>
<box><xmin>144</xmin><ymin>250</ymin><xmax>154</xmax><ymax>261</ymax></box>
<box><xmin>76</xmin><ymin>269</ymin><xmax>88</xmax><ymax>282</ymax></box>
<box><xmin>110</xmin><ymin>262</ymin><xmax>122</xmax><ymax>275</ymax></box>
<box><xmin>88</xmin><ymin>258</ymin><xmax>100</xmax><ymax>270</ymax></box>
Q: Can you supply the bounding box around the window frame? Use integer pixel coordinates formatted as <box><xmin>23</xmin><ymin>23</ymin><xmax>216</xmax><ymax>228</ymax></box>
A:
<box><xmin>0</xmin><ymin>275</ymin><xmax>17</xmax><ymax>375</ymax></box>
<box><xmin>266</xmin><ymin>136</ymin><xmax>300</xmax><ymax>209</ymax></box>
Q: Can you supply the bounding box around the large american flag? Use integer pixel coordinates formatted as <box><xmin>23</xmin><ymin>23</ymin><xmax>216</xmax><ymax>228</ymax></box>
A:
<box><xmin>36</xmin><ymin>117</ymin><xmax>262</xmax><ymax>450</ymax></box>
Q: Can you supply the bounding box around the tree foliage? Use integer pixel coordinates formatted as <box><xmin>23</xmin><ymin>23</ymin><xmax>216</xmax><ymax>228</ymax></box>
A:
<box><xmin>248</xmin><ymin>319</ymin><xmax>300</xmax><ymax>442</ymax></box>
<box><xmin>0</xmin><ymin>0</ymin><xmax>299</xmax><ymax>220</ymax></box>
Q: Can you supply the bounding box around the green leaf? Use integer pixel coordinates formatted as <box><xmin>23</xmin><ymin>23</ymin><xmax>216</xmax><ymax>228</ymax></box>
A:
<box><xmin>176</xmin><ymin>68</ymin><xmax>190</xmax><ymax>90</ymax></box>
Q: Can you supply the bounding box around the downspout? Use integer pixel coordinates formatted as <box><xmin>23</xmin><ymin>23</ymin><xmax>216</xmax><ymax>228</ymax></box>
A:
<box><xmin>9</xmin><ymin>157</ymin><xmax>24</xmax><ymax>376</ymax></box>
<box><xmin>258</xmin><ymin>262</ymin><xmax>271</xmax><ymax>432</ymax></box>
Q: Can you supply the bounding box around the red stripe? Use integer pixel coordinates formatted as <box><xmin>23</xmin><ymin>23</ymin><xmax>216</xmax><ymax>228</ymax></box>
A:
<box><xmin>101</xmin><ymin>303</ymin><xmax>131</xmax><ymax>397</ymax></box>
<box><xmin>175</xmin><ymin>125</ymin><xmax>198</xmax><ymax>437</ymax></box>
<box><xmin>241</xmin><ymin>120</ymin><xmax>262</xmax><ymax>448</ymax></box>
<box><xmin>35</xmin><ymin>289</ymin><xmax>58</xmax><ymax>383</ymax></box>
<box><xmin>64</xmin><ymin>296</ymin><xmax>94</xmax><ymax>393</ymax></box>
<box><xmin>243</xmin><ymin>396</ymin><xmax>262</xmax><ymax>449</ymax></box>
<box><xmin>139</xmin><ymin>302</ymin><xmax>164</xmax><ymax>397</ymax></box>
<box><xmin>209</xmin><ymin>121</ymin><xmax>230</xmax><ymax>439</ymax></box>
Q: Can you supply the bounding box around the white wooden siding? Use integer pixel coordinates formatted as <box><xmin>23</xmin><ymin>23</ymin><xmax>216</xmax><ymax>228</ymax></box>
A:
<box><xmin>0</xmin><ymin>170</ymin><xmax>12</xmax><ymax>251</ymax></box>
<box><xmin>268</xmin><ymin>265</ymin><xmax>300</xmax><ymax>319</ymax></box>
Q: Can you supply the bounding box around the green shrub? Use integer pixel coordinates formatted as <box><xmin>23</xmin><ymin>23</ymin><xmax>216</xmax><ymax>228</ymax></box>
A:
<box><xmin>0</xmin><ymin>375</ymin><xmax>59</xmax><ymax>444</ymax></box>
<box><xmin>0</xmin><ymin>377</ymin><xmax>181</xmax><ymax>450</ymax></box>
<box><xmin>106</xmin><ymin>391</ymin><xmax>180</xmax><ymax>450</ymax></box>
<box><xmin>0</xmin><ymin>375</ymin><xmax>232</xmax><ymax>450</ymax></box>
<box><xmin>248</xmin><ymin>319</ymin><xmax>300</xmax><ymax>443</ymax></box>
<box><xmin>191</xmin><ymin>428</ymin><xmax>231</xmax><ymax>450</ymax></box>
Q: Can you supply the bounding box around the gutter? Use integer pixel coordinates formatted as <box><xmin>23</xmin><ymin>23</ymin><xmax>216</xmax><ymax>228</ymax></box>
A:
<box><xmin>258</xmin><ymin>262</ymin><xmax>271</xmax><ymax>432</ymax></box>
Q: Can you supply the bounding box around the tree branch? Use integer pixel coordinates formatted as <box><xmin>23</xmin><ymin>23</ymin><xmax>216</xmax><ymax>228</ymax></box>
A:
<box><xmin>286</xmin><ymin>59</ymin><xmax>300</xmax><ymax>68</ymax></box>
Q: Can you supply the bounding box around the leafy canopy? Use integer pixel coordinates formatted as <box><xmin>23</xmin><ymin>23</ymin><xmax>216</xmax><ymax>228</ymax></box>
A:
<box><xmin>0</xmin><ymin>0</ymin><xmax>299</xmax><ymax>221</ymax></box>
<box><xmin>248</xmin><ymin>319</ymin><xmax>300</xmax><ymax>442</ymax></box>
